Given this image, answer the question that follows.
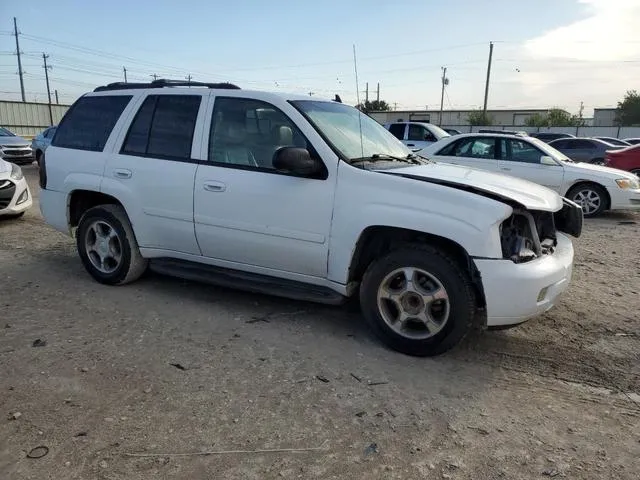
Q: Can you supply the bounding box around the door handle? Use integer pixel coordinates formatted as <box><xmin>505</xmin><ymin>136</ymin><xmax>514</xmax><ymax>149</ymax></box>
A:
<box><xmin>407</xmin><ymin>143</ymin><xmax>415</xmax><ymax>147</ymax></box>
<box><xmin>113</xmin><ymin>169</ymin><xmax>132</xmax><ymax>179</ymax></box>
<box><xmin>501</xmin><ymin>167</ymin><xmax>511</xmax><ymax>171</ymax></box>
<box><xmin>203</xmin><ymin>181</ymin><xmax>226</xmax><ymax>192</ymax></box>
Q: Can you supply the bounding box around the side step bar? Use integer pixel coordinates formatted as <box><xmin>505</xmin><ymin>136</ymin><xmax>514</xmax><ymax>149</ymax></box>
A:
<box><xmin>149</xmin><ymin>258</ymin><xmax>347</xmax><ymax>305</ymax></box>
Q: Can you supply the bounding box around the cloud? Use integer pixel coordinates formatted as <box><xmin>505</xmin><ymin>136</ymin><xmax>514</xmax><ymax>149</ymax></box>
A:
<box><xmin>525</xmin><ymin>0</ymin><xmax>640</xmax><ymax>61</ymax></box>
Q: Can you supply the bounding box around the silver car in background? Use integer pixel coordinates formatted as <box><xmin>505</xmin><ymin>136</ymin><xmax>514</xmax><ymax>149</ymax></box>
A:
<box><xmin>0</xmin><ymin>127</ymin><xmax>34</xmax><ymax>165</ymax></box>
<box><xmin>31</xmin><ymin>126</ymin><xmax>57</xmax><ymax>165</ymax></box>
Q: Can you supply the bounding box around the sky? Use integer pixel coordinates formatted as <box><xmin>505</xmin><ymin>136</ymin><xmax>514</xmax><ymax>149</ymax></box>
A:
<box><xmin>1</xmin><ymin>0</ymin><xmax>639</xmax><ymax>116</ymax></box>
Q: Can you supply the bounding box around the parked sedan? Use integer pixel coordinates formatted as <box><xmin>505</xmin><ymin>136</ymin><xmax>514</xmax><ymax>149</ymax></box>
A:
<box><xmin>605</xmin><ymin>144</ymin><xmax>640</xmax><ymax>177</ymax></box>
<box><xmin>419</xmin><ymin>133</ymin><xmax>640</xmax><ymax>217</ymax></box>
<box><xmin>547</xmin><ymin>137</ymin><xmax>624</xmax><ymax>164</ymax></box>
<box><xmin>31</xmin><ymin>125</ymin><xmax>57</xmax><ymax>164</ymax></box>
<box><xmin>529</xmin><ymin>132</ymin><xmax>575</xmax><ymax>143</ymax></box>
<box><xmin>0</xmin><ymin>127</ymin><xmax>34</xmax><ymax>165</ymax></box>
<box><xmin>594</xmin><ymin>136</ymin><xmax>631</xmax><ymax>147</ymax></box>
<box><xmin>0</xmin><ymin>158</ymin><xmax>32</xmax><ymax>219</ymax></box>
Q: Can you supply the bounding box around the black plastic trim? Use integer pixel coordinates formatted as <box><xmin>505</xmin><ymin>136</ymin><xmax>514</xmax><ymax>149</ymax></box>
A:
<box><xmin>95</xmin><ymin>79</ymin><xmax>240</xmax><ymax>92</ymax></box>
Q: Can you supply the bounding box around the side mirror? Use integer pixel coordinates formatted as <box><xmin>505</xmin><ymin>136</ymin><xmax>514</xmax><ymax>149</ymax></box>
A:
<box><xmin>540</xmin><ymin>155</ymin><xmax>557</xmax><ymax>166</ymax></box>
<box><xmin>273</xmin><ymin>147</ymin><xmax>322</xmax><ymax>176</ymax></box>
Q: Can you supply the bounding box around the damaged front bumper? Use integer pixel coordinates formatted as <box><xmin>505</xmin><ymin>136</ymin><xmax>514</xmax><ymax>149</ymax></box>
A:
<box><xmin>476</xmin><ymin>233</ymin><xmax>574</xmax><ymax>327</ymax></box>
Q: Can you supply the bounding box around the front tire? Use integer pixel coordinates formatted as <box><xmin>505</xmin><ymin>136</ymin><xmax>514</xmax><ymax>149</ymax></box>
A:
<box><xmin>359</xmin><ymin>245</ymin><xmax>476</xmax><ymax>356</ymax></box>
<box><xmin>567</xmin><ymin>183</ymin><xmax>607</xmax><ymax>217</ymax></box>
<box><xmin>76</xmin><ymin>204</ymin><xmax>148</xmax><ymax>285</ymax></box>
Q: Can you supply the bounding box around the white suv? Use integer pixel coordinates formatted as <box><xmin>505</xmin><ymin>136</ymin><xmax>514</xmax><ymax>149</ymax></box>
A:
<box><xmin>39</xmin><ymin>79</ymin><xmax>582</xmax><ymax>356</ymax></box>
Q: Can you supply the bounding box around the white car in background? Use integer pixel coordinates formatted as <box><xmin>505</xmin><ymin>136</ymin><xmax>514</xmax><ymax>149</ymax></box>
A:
<box><xmin>419</xmin><ymin>133</ymin><xmax>640</xmax><ymax>217</ymax></box>
<box><xmin>384</xmin><ymin>121</ymin><xmax>450</xmax><ymax>151</ymax></box>
<box><xmin>0</xmin><ymin>158</ymin><xmax>32</xmax><ymax>219</ymax></box>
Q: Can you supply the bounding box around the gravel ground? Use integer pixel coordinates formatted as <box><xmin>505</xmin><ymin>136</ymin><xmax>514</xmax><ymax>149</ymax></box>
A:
<box><xmin>1</xmin><ymin>166</ymin><xmax>639</xmax><ymax>479</ymax></box>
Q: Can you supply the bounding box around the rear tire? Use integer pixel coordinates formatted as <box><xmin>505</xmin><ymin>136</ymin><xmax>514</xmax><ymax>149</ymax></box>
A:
<box><xmin>567</xmin><ymin>183</ymin><xmax>607</xmax><ymax>217</ymax></box>
<box><xmin>590</xmin><ymin>158</ymin><xmax>605</xmax><ymax>166</ymax></box>
<box><xmin>76</xmin><ymin>204</ymin><xmax>148</xmax><ymax>285</ymax></box>
<box><xmin>359</xmin><ymin>244</ymin><xmax>476</xmax><ymax>356</ymax></box>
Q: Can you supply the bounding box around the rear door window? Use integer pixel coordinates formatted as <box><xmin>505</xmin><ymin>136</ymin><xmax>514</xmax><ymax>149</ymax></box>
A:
<box><xmin>121</xmin><ymin>94</ymin><xmax>202</xmax><ymax>160</ymax></box>
<box><xmin>438</xmin><ymin>137</ymin><xmax>496</xmax><ymax>159</ymax></box>
<box><xmin>52</xmin><ymin>95</ymin><xmax>132</xmax><ymax>151</ymax></box>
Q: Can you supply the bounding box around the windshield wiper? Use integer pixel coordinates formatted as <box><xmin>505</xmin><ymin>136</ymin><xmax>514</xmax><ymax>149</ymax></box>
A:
<box><xmin>350</xmin><ymin>153</ymin><xmax>423</xmax><ymax>165</ymax></box>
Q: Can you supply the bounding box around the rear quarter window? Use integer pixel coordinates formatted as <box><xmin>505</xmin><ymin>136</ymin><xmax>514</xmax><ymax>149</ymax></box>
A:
<box><xmin>52</xmin><ymin>95</ymin><xmax>132</xmax><ymax>151</ymax></box>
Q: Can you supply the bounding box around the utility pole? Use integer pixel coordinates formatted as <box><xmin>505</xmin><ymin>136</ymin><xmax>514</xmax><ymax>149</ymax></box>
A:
<box><xmin>13</xmin><ymin>17</ymin><xmax>26</xmax><ymax>102</ymax></box>
<box><xmin>55</xmin><ymin>89</ymin><xmax>59</xmax><ymax>104</ymax></box>
<box><xmin>42</xmin><ymin>53</ymin><xmax>53</xmax><ymax>125</ymax></box>
<box><xmin>440</xmin><ymin>67</ymin><xmax>447</xmax><ymax>126</ymax></box>
<box><xmin>123</xmin><ymin>66</ymin><xmax>128</xmax><ymax>83</ymax></box>
<box><xmin>150</xmin><ymin>73</ymin><xmax>159</xmax><ymax>81</ymax></box>
<box><xmin>376</xmin><ymin>82</ymin><xmax>380</xmax><ymax>102</ymax></box>
<box><xmin>186</xmin><ymin>74</ymin><xmax>192</xmax><ymax>87</ymax></box>
<box><xmin>365</xmin><ymin>82</ymin><xmax>369</xmax><ymax>103</ymax></box>
<box><xmin>483</xmin><ymin>41</ymin><xmax>494</xmax><ymax>113</ymax></box>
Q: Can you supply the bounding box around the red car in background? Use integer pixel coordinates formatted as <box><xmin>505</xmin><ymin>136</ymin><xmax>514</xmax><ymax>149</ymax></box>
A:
<box><xmin>605</xmin><ymin>144</ymin><xmax>640</xmax><ymax>177</ymax></box>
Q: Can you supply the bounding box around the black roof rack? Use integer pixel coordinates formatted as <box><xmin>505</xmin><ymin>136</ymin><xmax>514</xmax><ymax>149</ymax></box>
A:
<box><xmin>94</xmin><ymin>78</ymin><xmax>241</xmax><ymax>92</ymax></box>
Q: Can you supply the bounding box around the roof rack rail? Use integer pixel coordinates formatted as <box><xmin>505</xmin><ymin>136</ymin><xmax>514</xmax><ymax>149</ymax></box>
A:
<box><xmin>93</xmin><ymin>78</ymin><xmax>241</xmax><ymax>92</ymax></box>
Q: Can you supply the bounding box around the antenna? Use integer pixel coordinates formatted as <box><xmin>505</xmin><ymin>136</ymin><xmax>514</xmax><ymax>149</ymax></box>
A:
<box><xmin>353</xmin><ymin>44</ymin><xmax>364</xmax><ymax>158</ymax></box>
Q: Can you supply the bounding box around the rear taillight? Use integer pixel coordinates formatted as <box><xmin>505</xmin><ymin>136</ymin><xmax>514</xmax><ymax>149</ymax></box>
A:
<box><xmin>38</xmin><ymin>152</ymin><xmax>47</xmax><ymax>189</ymax></box>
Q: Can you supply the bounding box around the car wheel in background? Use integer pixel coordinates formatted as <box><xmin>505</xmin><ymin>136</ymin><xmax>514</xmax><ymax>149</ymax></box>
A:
<box><xmin>359</xmin><ymin>244</ymin><xmax>476</xmax><ymax>356</ymax></box>
<box><xmin>630</xmin><ymin>169</ymin><xmax>640</xmax><ymax>178</ymax></box>
<box><xmin>76</xmin><ymin>204</ymin><xmax>148</xmax><ymax>285</ymax></box>
<box><xmin>591</xmin><ymin>158</ymin><xmax>605</xmax><ymax>166</ymax></box>
<box><xmin>567</xmin><ymin>183</ymin><xmax>607</xmax><ymax>217</ymax></box>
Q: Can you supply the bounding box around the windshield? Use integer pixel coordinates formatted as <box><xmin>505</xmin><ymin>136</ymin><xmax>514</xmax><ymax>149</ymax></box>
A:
<box><xmin>529</xmin><ymin>137</ymin><xmax>573</xmax><ymax>162</ymax></box>
<box><xmin>292</xmin><ymin>101</ymin><xmax>411</xmax><ymax>161</ymax></box>
<box><xmin>427</xmin><ymin>123</ymin><xmax>451</xmax><ymax>139</ymax></box>
<box><xmin>0</xmin><ymin>127</ymin><xmax>15</xmax><ymax>137</ymax></box>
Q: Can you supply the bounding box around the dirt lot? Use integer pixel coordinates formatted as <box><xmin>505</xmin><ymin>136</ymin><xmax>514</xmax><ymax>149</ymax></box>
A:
<box><xmin>1</xmin><ymin>166</ymin><xmax>639</xmax><ymax>479</ymax></box>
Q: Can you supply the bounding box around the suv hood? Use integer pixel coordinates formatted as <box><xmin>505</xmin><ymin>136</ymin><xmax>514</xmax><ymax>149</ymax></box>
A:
<box><xmin>566</xmin><ymin>161</ymin><xmax>638</xmax><ymax>180</ymax></box>
<box><xmin>380</xmin><ymin>163</ymin><xmax>563</xmax><ymax>212</ymax></box>
<box><xmin>0</xmin><ymin>135</ymin><xmax>30</xmax><ymax>147</ymax></box>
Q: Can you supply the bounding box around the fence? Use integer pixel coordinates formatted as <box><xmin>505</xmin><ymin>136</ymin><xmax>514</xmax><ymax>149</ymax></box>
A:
<box><xmin>0</xmin><ymin>100</ymin><xmax>71</xmax><ymax>138</ymax></box>
<box><xmin>443</xmin><ymin>125</ymin><xmax>640</xmax><ymax>139</ymax></box>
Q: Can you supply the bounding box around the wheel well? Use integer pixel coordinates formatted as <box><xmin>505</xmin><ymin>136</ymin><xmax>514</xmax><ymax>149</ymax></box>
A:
<box><xmin>566</xmin><ymin>181</ymin><xmax>611</xmax><ymax>210</ymax></box>
<box><xmin>69</xmin><ymin>190</ymin><xmax>122</xmax><ymax>228</ymax></box>
<box><xmin>347</xmin><ymin>226</ymin><xmax>486</xmax><ymax>307</ymax></box>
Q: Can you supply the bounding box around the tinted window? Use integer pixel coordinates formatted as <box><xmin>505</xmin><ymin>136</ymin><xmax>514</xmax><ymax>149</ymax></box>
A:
<box><xmin>121</xmin><ymin>95</ymin><xmax>201</xmax><ymax>159</ymax></box>
<box><xmin>439</xmin><ymin>137</ymin><xmax>495</xmax><ymax>159</ymax></box>
<box><xmin>122</xmin><ymin>96</ymin><xmax>156</xmax><ymax>155</ymax></box>
<box><xmin>573</xmin><ymin>139</ymin><xmax>595</xmax><ymax>149</ymax></box>
<box><xmin>550</xmin><ymin>139</ymin><xmax>568</xmax><ymax>149</ymax></box>
<box><xmin>53</xmin><ymin>95</ymin><xmax>131</xmax><ymax>151</ymax></box>
<box><xmin>388</xmin><ymin>123</ymin><xmax>406</xmax><ymax>140</ymax></box>
<box><xmin>209</xmin><ymin>97</ymin><xmax>309</xmax><ymax>169</ymax></box>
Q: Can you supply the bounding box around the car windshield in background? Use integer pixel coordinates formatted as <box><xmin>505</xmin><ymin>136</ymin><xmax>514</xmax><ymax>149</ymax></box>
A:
<box><xmin>428</xmin><ymin>124</ymin><xmax>451</xmax><ymax>139</ymax></box>
<box><xmin>0</xmin><ymin>127</ymin><xmax>15</xmax><ymax>136</ymax></box>
<box><xmin>292</xmin><ymin>101</ymin><xmax>411</xmax><ymax>162</ymax></box>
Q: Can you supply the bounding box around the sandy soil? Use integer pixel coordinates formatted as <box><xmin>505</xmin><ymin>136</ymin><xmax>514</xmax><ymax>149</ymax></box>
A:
<box><xmin>1</xmin><ymin>166</ymin><xmax>638</xmax><ymax>479</ymax></box>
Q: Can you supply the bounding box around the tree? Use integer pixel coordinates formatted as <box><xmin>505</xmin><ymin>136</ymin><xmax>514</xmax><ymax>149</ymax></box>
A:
<box><xmin>356</xmin><ymin>100</ymin><xmax>390</xmax><ymax>113</ymax></box>
<box><xmin>467</xmin><ymin>109</ymin><xmax>493</xmax><ymax>126</ymax></box>
<box><xmin>524</xmin><ymin>108</ymin><xmax>584</xmax><ymax>127</ymax></box>
<box><xmin>615</xmin><ymin>90</ymin><xmax>640</xmax><ymax>126</ymax></box>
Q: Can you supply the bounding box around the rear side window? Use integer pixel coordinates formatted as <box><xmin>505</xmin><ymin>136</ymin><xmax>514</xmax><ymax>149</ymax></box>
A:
<box><xmin>122</xmin><ymin>95</ymin><xmax>202</xmax><ymax>160</ymax></box>
<box><xmin>53</xmin><ymin>95</ymin><xmax>131</xmax><ymax>151</ymax></box>
<box><xmin>388</xmin><ymin>123</ymin><xmax>406</xmax><ymax>140</ymax></box>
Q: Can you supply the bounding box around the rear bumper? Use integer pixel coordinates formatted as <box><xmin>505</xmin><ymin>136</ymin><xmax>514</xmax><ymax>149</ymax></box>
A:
<box><xmin>475</xmin><ymin>233</ymin><xmax>574</xmax><ymax>327</ymax></box>
<box><xmin>39</xmin><ymin>188</ymin><xmax>70</xmax><ymax>234</ymax></box>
